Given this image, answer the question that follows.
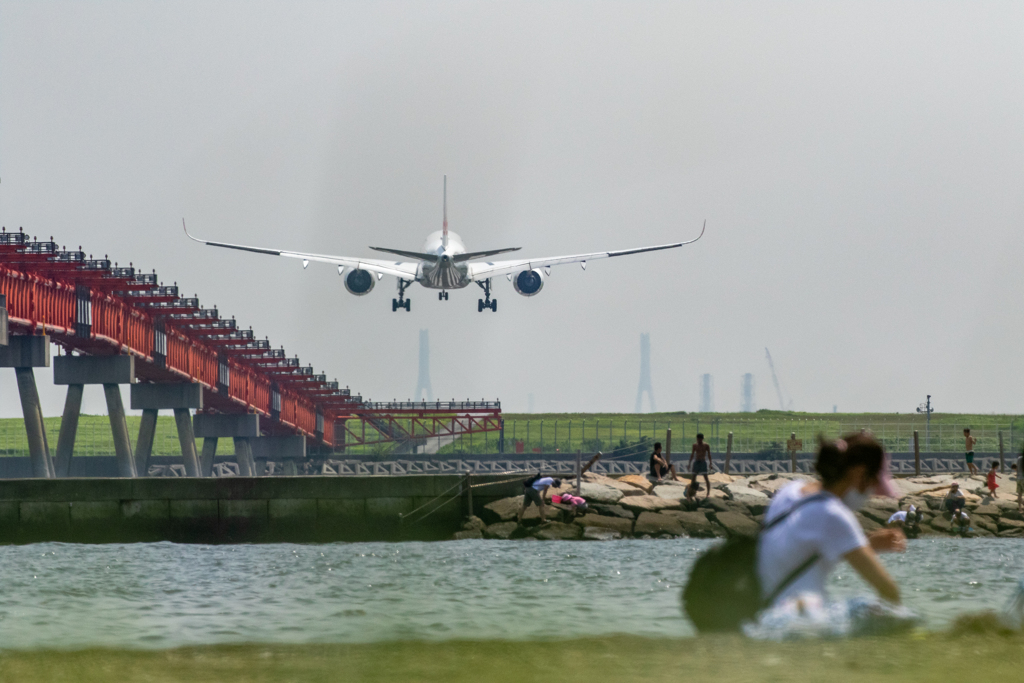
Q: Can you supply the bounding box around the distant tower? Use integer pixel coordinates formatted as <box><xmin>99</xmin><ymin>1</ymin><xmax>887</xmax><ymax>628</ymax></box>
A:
<box><xmin>741</xmin><ymin>373</ymin><xmax>755</xmax><ymax>412</ymax></box>
<box><xmin>415</xmin><ymin>329</ymin><xmax>433</xmax><ymax>401</ymax></box>
<box><xmin>527</xmin><ymin>393</ymin><xmax>535</xmax><ymax>413</ymax></box>
<box><xmin>635</xmin><ymin>333</ymin><xmax>655</xmax><ymax>413</ymax></box>
<box><xmin>699</xmin><ymin>374</ymin><xmax>714</xmax><ymax>412</ymax></box>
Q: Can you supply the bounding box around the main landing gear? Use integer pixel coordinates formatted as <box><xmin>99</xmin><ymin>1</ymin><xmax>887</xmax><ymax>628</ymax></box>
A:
<box><xmin>438</xmin><ymin>291</ymin><xmax>449</xmax><ymax>301</ymax></box>
<box><xmin>476</xmin><ymin>279</ymin><xmax>497</xmax><ymax>312</ymax></box>
<box><xmin>392</xmin><ymin>279</ymin><xmax>412</xmax><ymax>312</ymax></box>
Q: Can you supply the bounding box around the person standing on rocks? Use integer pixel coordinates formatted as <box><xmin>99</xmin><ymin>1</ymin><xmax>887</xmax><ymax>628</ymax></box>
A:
<box><xmin>689</xmin><ymin>433</ymin><xmax>712</xmax><ymax>499</ymax></box>
<box><xmin>517</xmin><ymin>474</ymin><xmax>561</xmax><ymax>525</ymax></box>
<box><xmin>1014</xmin><ymin>450</ymin><xmax>1024</xmax><ymax>512</ymax></box>
<box><xmin>964</xmin><ymin>428</ymin><xmax>979</xmax><ymax>477</ymax></box>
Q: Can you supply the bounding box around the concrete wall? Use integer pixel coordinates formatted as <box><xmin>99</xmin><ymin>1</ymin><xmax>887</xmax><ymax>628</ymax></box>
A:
<box><xmin>0</xmin><ymin>475</ymin><xmax>523</xmax><ymax>544</ymax></box>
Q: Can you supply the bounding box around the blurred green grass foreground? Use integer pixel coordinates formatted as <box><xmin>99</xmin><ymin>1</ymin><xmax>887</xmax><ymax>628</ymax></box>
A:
<box><xmin>5</xmin><ymin>632</ymin><xmax>1024</xmax><ymax>683</ymax></box>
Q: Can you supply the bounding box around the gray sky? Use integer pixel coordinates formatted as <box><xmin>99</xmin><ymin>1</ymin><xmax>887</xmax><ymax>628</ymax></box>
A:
<box><xmin>1</xmin><ymin>1</ymin><xmax>1022</xmax><ymax>418</ymax></box>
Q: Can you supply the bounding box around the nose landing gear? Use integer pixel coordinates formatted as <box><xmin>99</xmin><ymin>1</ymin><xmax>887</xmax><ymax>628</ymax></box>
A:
<box><xmin>392</xmin><ymin>279</ymin><xmax>412</xmax><ymax>312</ymax></box>
<box><xmin>438</xmin><ymin>291</ymin><xmax>449</xmax><ymax>301</ymax></box>
<box><xmin>475</xmin><ymin>279</ymin><xmax>497</xmax><ymax>312</ymax></box>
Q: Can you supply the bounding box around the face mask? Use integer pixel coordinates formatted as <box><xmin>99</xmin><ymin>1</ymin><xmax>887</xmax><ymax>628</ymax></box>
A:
<box><xmin>841</xmin><ymin>486</ymin><xmax>871</xmax><ymax>511</ymax></box>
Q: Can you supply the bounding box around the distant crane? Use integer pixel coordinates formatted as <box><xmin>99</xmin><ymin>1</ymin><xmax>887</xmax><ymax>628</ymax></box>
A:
<box><xmin>764</xmin><ymin>348</ymin><xmax>787</xmax><ymax>411</ymax></box>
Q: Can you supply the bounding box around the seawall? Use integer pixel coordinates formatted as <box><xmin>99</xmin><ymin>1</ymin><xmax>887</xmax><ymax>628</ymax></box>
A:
<box><xmin>0</xmin><ymin>475</ymin><xmax>520</xmax><ymax>544</ymax></box>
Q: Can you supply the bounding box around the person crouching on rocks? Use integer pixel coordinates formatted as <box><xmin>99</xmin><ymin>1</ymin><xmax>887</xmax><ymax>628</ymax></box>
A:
<box><xmin>555</xmin><ymin>491</ymin><xmax>588</xmax><ymax>520</ymax></box>
<box><xmin>887</xmin><ymin>504</ymin><xmax>923</xmax><ymax>539</ymax></box>
<box><xmin>951</xmin><ymin>509</ymin><xmax>971</xmax><ymax>536</ymax></box>
<box><xmin>943</xmin><ymin>482</ymin><xmax>966</xmax><ymax>515</ymax></box>
<box><xmin>744</xmin><ymin>433</ymin><xmax>916</xmax><ymax>639</ymax></box>
<box><xmin>518</xmin><ymin>474</ymin><xmax>561</xmax><ymax>525</ymax></box>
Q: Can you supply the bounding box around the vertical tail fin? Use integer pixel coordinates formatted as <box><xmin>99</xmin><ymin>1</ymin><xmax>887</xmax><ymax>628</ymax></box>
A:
<box><xmin>442</xmin><ymin>175</ymin><xmax>449</xmax><ymax>249</ymax></box>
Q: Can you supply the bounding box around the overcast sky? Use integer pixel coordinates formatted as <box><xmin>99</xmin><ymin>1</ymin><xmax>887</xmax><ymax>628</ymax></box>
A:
<box><xmin>1</xmin><ymin>1</ymin><xmax>1022</xmax><ymax>418</ymax></box>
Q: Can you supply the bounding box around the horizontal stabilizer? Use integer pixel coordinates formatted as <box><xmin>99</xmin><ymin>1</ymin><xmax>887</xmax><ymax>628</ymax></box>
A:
<box><xmin>369</xmin><ymin>247</ymin><xmax>439</xmax><ymax>262</ymax></box>
<box><xmin>452</xmin><ymin>247</ymin><xmax>521</xmax><ymax>263</ymax></box>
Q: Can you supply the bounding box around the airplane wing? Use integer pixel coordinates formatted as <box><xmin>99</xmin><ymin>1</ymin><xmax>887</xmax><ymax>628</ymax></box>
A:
<box><xmin>466</xmin><ymin>221</ymin><xmax>705</xmax><ymax>280</ymax></box>
<box><xmin>183</xmin><ymin>221</ymin><xmax>420</xmax><ymax>280</ymax></box>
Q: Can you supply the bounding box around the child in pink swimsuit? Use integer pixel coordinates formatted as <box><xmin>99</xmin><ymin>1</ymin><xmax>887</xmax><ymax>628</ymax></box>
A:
<box><xmin>987</xmin><ymin>462</ymin><xmax>999</xmax><ymax>495</ymax></box>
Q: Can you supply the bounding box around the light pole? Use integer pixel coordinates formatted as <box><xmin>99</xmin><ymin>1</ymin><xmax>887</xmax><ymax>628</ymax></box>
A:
<box><xmin>916</xmin><ymin>395</ymin><xmax>934</xmax><ymax>451</ymax></box>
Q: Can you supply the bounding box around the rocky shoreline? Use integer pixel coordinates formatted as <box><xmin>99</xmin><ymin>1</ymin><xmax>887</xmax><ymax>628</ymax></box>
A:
<box><xmin>452</xmin><ymin>471</ymin><xmax>1024</xmax><ymax>541</ymax></box>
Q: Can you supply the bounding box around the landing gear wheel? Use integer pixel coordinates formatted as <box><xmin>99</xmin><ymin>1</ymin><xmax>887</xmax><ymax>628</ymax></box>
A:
<box><xmin>491</xmin><ymin>299</ymin><xmax>497</xmax><ymax>312</ymax></box>
<box><xmin>404</xmin><ymin>299</ymin><xmax>411</xmax><ymax>312</ymax></box>
<box><xmin>394</xmin><ymin>278</ymin><xmax>413</xmax><ymax>312</ymax></box>
<box><xmin>478</xmin><ymin>299</ymin><xmax>484</xmax><ymax>312</ymax></box>
<box><xmin>392</xmin><ymin>299</ymin><xmax>398</xmax><ymax>312</ymax></box>
<box><xmin>475</xmin><ymin>278</ymin><xmax>496</xmax><ymax>312</ymax></box>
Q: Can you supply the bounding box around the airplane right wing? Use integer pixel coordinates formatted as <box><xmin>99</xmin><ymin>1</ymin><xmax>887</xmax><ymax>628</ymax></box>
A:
<box><xmin>466</xmin><ymin>221</ymin><xmax>705</xmax><ymax>280</ymax></box>
<box><xmin>183</xmin><ymin>221</ymin><xmax>420</xmax><ymax>280</ymax></box>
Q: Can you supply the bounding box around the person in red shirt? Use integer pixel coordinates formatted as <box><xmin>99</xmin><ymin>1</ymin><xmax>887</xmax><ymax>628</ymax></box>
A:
<box><xmin>986</xmin><ymin>461</ymin><xmax>1000</xmax><ymax>496</ymax></box>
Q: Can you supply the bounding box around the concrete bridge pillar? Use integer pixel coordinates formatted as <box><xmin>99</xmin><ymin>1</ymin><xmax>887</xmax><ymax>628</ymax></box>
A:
<box><xmin>0</xmin><ymin>335</ymin><xmax>53</xmax><ymax>478</ymax></box>
<box><xmin>53</xmin><ymin>355</ymin><xmax>136</xmax><ymax>477</ymax></box>
<box><xmin>252</xmin><ymin>436</ymin><xmax>307</xmax><ymax>476</ymax></box>
<box><xmin>193</xmin><ymin>413</ymin><xmax>260</xmax><ymax>477</ymax></box>
<box><xmin>130</xmin><ymin>383</ymin><xmax>203</xmax><ymax>476</ymax></box>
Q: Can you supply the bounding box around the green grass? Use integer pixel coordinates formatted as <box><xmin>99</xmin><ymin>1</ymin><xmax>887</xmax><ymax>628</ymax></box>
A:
<box><xmin>1</xmin><ymin>632</ymin><xmax>1022</xmax><ymax>682</ymax></box>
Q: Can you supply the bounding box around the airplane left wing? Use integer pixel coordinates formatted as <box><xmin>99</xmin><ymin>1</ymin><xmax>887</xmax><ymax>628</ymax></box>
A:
<box><xmin>467</xmin><ymin>221</ymin><xmax>705</xmax><ymax>280</ymax></box>
<box><xmin>183</xmin><ymin>221</ymin><xmax>420</xmax><ymax>280</ymax></box>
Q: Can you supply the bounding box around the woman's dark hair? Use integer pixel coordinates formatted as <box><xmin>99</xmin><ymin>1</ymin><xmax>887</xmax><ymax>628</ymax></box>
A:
<box><xmin>815</xmin><ymin>432</ymin><xmax>884</xmax><ymax>487</ymax></box>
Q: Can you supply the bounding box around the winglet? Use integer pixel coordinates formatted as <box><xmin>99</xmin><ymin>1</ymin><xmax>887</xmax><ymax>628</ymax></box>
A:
<box><xmin>442</xmin><ymin>175</ymin><xmax>449</xmax><ymax>249</ymax></box>
<box><xmin>182</xmin><ymin>219</ymin><xmax>203</xmax><ymax>244</ymax></box>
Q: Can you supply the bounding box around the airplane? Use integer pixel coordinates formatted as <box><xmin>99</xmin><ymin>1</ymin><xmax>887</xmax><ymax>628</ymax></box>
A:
<box><xmin>183</xmin><ymin>176</ymin><xmax>705</xmax><ymax>313</ymax></box>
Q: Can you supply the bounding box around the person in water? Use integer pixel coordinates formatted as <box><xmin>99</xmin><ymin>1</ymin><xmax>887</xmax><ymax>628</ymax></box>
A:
<box><xmin>756</xmin><ymin>434</ymin><xmax>906</xmax><ymax>613</ymax></box>
<box><xmin>689</xmin><ymin>433</ymin><xmax>713</xmax><ymax>499</ymax></box>
<box><xmin>517</xmin><ymin>475</ymin><xmax>561</xmax><ymax>524</ymax></box>
<box><xmin>986</xmin><ymin>461</ymin><xmax>1000</xmax><ymax>496</ymax></box>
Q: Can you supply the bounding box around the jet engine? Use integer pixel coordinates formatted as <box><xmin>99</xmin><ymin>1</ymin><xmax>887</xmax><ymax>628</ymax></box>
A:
<box><xmin>512</xmin><ymin>269</ymin><xmax>545</xmax><ymax>297</ymax></box>
<box><xmin>344</xmin><ymin>268</ymin><xmax>375</xmax><ymax>296</ymax></box>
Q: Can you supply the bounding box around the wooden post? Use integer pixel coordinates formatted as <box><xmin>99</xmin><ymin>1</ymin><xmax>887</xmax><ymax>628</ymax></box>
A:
<box><xmin>665</xmin><ymin>428</ymin><xmax>672</xmax><ymax>467</ymax></box>
<box><xmin>576</xmin><ymin>449</ymin><xmax>582</xmax><ymax>494</ymax></box>
<box><xmin>913</xmin><ymin>430</ymin><xmax>920</xmax><ymax>476</ymax></box>
<box><xmin>465</xmin><ymin>472</ymin><xmax>473</xmax><ymax>519</ymax></box>
<box><xmin>999</xmin><ymin>431</ymin><xmax>1005</xmax><ymax>472</ymax></box>
<box><xmin>725</xmin><ymin>432</ymin><xmax>734</xmax><ymax>474</ymax></box>
<box><xmin>581</xmin><ymin>452</ymin><xmax>601</xmax><ymax>475</ymax></box>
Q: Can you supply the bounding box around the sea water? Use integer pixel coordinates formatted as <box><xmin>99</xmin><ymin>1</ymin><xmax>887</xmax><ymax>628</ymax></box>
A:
<box><xmin>0</xmin><ymin>538</ymin><xmax>1018</xmax><ymax>649</ymax></box>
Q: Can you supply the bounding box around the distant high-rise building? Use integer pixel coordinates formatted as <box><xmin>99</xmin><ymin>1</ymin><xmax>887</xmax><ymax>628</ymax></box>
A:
<box><xmin>635</xmin><ymin>333</ymin><xmax>655</xmax><ymax>413</ymax></box>
<box><xmin>741</xmin><ymin>373</ymin><xmax>755</xmax><ymax>412</ymax></box>
<box><xmin>699</xmin><ymin>373</ymin><xmax>714</xmax><ymax>412</ymax></box>
<box><xmin>528</xmin><ymin>393</ymin><xmax>535</xmax><ymax>413</ymax></box>
<box><xmin>414</xmin><ymin>329</ymin><xmax>433</xmax><ymax>401</ymax></box>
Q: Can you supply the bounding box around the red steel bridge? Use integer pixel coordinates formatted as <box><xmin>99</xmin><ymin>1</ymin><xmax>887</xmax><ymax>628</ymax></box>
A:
<box><xmin>0</xmin><ymin>227</ymin><xmax>501</xmax><ymax>468</ymax></box>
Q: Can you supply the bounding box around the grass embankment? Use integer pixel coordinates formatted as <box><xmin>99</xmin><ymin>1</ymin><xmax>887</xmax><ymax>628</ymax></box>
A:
<box><xmin>3</xmin><ymin>633</ymin><xmax>1023</xmax><ymax>682</ymax></box>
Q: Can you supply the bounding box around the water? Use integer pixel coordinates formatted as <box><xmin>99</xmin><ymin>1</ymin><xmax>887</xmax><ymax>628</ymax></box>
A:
<box><xmin>0</xmin><ymin>538</ymin><xmax>1020</xmax><ymax>650</ymax></box>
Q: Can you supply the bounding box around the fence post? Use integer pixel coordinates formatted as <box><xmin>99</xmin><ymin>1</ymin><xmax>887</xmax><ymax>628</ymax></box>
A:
<box><xmin>999</xmin><ymin>431</ymin><xmax>1005</xmax><ymax>472</ymax></box>
<box><xmin>576</xmin><ymin>449</ymin><xmax>582</xmax><ymax>494</ymax></box>
<box><xmin>465</xmin><ymin>472</ymin><xmax>473</xmax><ymax>519</ymax></box>
<box><xmin>665</xmin><ymin>428</ymin><xmax>672</xmax><ymax>469</ymax></box>
<box><xmin>725</xmin><ymin>432</ymin><xmax>733</xmax><ymax>475</ymax></box>
<box><xmin>913</xmin><ymin>430</ymin><xmax>920</xmax><ymax>476</ymax></box>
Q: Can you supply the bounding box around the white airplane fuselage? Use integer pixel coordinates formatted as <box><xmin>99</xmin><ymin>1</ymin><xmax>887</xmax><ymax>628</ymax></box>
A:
<box><xmin>417</xmin><ymin>230</ymin><xmax>471</xmax><ymax>289</ymax></box>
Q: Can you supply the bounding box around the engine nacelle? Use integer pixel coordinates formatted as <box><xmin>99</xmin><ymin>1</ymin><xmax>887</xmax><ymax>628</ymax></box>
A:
<box><xmin>344</xmin><ymin>269</ymin><xmax>375</xmax><ymax>296</ymax></box>
<box><xmin>512</xmin><ymin>269</ymin><xmax>545</xmax><ymax>297</ymax></box>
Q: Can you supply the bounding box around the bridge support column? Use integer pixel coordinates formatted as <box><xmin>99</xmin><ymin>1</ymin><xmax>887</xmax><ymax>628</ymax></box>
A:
<box><xmin>130</xmin><ymin>383</ymin><xmax>203</xmax><ymax>477</ymax></box>
<box><xmin>0</xmin><ymin>336</ymin><xmax>53</xmax><ymax>478</ymax></box>
<box><xmin>253</xmin><ymin>436</ymin><xmax>307</xmax><ymax>476</ymax></box>
<box><xmin>54</xmin><ymin>355</ymin><xmax>136</xmax><ymax>477</ymax></box>
<box><xmin>193</xmin><ymin>413</ymin><xmax>261</xmax><ymax>477</ymax></box>
<box><xmin>200</xmin><ymin>438</ymin><xmax>217</xmax><ymax>477</ymax></box>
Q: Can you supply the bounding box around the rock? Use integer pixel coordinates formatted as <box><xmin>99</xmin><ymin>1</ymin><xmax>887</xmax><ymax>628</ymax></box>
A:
<box><xmin>482</xmin><ymin>521</ymin><xmax>518</xmax><ymax>539</ymax></box>
<box><xmin>617</xmin><ymin>475</ymin><xmax>655</xmax><ymax>493</ymax></box>
<box><xmin>865</xmin><ymin>498</ymin><xmax>898</xmax><ymax>513</ymax></box>
<box><xmin>743</xmin><ymin>474</ymin><xmax>811</xmax><ymax>496</ymax></box>
<box><xmin>714</xmin><ymin>511</ymin><xmax>760</xmax><ymax>538</ymax></box>
<box><xmin>855</xmin><ymin>512</ymin><xmax>882</xmax><ymax>533</ymax></box>
<box><xmin>859</xmin><ymin>507</ymin><xmax>892</xmax><ymax>526</ymax></box>
<box><xmin>997</xmin><ymin>518</ymin><xmax>1024</xmax><ymax>531</ymax></box>
<box><xmin>930</xmin><ymin>516</ymin><xmax>952</xmax><ymax>532</ymax></box>
<box><xmin>661</xmin><ymin>510</ymin><xmax>719</xmax><ymax>537</ymax></box>
<box><xmin>482</xmin><ymin>496</ymin><xmax>557</xmax><ymax>524</ymax></box>
<box><xmin>699</xmin><ymin>498</ymin><xmax>732</xmax><ymax>513</ymax></box>
<box><xmin>532</xmin><ymin>522</ymin><xmax>583</xmax><ymax>541</ymax></box>
<box><xmin>1001</xmin><ymin>509</ymin><xmax>1024</xmax><ymax>522</ymax></box>
<box><xmin>971</xmin><ymin>527</ymin><xmax>996</xmax><ymax>538</ymax></box>
<box><xmin>582</xmin><ymin>473</ymin><xmax>645</xmax><ymax>496</ymax></box>
<box><xmin>462</xmin><ymin>516</ymin><xmax>486</xmax><ymax>531</ymax></box>
<box><xmin>574</xmin><ymin>514</ymin><xmax>634</xmax><ymax>535</ymax></box>
<box><xmin>972</xmin><ymin>516</ymin><xmax>998</xmax><ymax>534</ymax></box>
<box><xmin>618</xmin><ymin>495</ymin><xmax>681</xmax><ymax>513</ymax></box>
<box><xmin>583</xmin><ymin>528</ymin><xmax>622</xmax><ymax>541</ymax></box>
<box><xmin>706</xmin><ymin>472</ymin><xmax>738</xmax><ymax>485</ymax></box>
<box><xmin>633</xmin><ymin>511</ymin><xmax>684</xmax><ymax>537</ymax></box>
<box><xmin>653</xmin><ymin>485</ymin><xmax>689</xmax><ymax>501</ymax></box>
<box><xmin>723</xmin><ymin>484</ymin><xmax>771</xmax><ymax>514</ymax></box>
<box><xmin>591</xmin><ymin>504</ymin><xmax>634</xmax><ymax>519</ymax></box>
<box><xmin>578</xmin><ymin>482</ymin><xmax>624</xmax><ymax>505</ymax></box>
<box><xmin>972</xmin><ymin>504</ymin><xmax>1002</xmax><ymax>517</ymax></box>
<box><xmin>999</xmin><ymin>527</ymin><xmax>1024</xmax><ymax>538</ymax></box>
<box><xmin>452</xmin><ymin>529</ymin><xmax>483</xmax><ymax>540</ymax></box>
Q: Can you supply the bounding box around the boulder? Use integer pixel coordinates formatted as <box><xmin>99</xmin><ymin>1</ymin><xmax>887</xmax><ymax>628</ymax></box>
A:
<box><xmin>999</xmin><ymin>527</ymin><xmax>1024</xmax><ymax>538</ymax></box>
<box><xmin>578</xmin><ymin>482</ymin><xmax>624</xmax><ymax>505</ymax></box>
<box><xmin>574</xmin><ymin>514</ymin><xmax>634</xmax><ymax>535</ymax></box>
<box><xmin>633</xmin><ymin>511</ymin><xmax>684</xmax><ymax>537</ymax></box>
<box><xmin>855</xmin><ymin>512</ymin><xmax>882</xmax><ymax>533</ymax></box>
<box><xmin>973</xmin><ymin>504</ymin><xmax>1002</xmax><ymax>517</ymax></box>
<box><xmin>532</xmin><ymin>522</ymin><xmax>583</xmax><ymax>541</ymax></box>
<box><xmin>452</xmin><ymin>529</ymin><xmax>483</xmax><ymax>540</ymax></box>
<box><xmin>714</xmin><ymin>511</ymin><xmax>760</xmax><ymax>538</ymax></box>
<box><xmin>583</xmin><ymin>473</ymin><xmax>644</xmax><ymax>496</ymax></box>
<box><xmin>618</xmin><ymin>495</ymin><xmax>681</xmax><ymax>513</ymax></box>
<box><xmin>742</xmin><ymin>474</ymin><xmax>811</xmax><ymax>496</ymax></box>
<box><xmin>997</xmin><ymin>518</ymin><xmax>1024</xmax><ymax>531</ymax></box>
<box><xmin>971</xmin><ymin>527</ymin><xmax>996</xmax><ymax>538</ymax></box>
<box><xmin>482</xmin><ymin>496</ymin><xmax>557</xmax><ymax>524</ymax></box>
<box><xmin>462</xmin><ymin>516</ymin><xmax>486</xmax><ymax>531</ymax></box>
<box><xmin>661</xmin><ymin>510</ymin><xmax>719</xmax><ymax>537</ymax></box>
<box><xmin>1001</xmin><ymin>509</ymin><xmax>1024</xmax><ymax>522</ymax></box>
<box><xmin>617</xmin><ymin>475</ymin><xmax>655</xmax><ymax>493</ymax></box>
<box><xmin>483</xmin><ymin>521</ymin><xmax>519</xmax><ymax>539</ymax></box>
<box><xmin>591</xmin><ymin>504</ymin><xmax>634</xmax><ymax>519</ymax></box>
<box><xmin>583</xmin><ymin>528</ymin><xmax>622</xmax><ymax>541</ymax></box>
<box><xmin>723</xmin><ymin>484</ymin><xmax>771</xmax><ymax>514</ymax></box>
<box><xmin>930</xmin><ymin>516</ymin><xmax>952</xmax><ymax>532</ymax></box>
<box><xmin>972</xmin><ymin>516</ymin><xmax>998</xmax><ymax>534</ymax></box>
<box><xmin>707</xmin><ymin>471</ymin><xmax>738</xmax><ymax>485</ymax></box>
<box><xmin>653</xmin><ymin>485</ymin><xmax>690</xmax><ymax>501</ymax></box>
<box><xmin>865</xmin><ymin>498</ymin><xmax>898</xmax><ymax>513</ymax></box>
<box><xmin>859</xmin><ymin>507</ymin><xmax>893</xmax><ymax>526</ymax></box>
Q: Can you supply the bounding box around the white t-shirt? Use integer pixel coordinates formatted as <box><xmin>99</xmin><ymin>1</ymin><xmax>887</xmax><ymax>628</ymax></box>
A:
<box><xmin>887</xmin><ymin>511</ymin><xmax>907</xmax><ymax>524</ymax></box>
<box><xmin>757</xmin><ymin>481</ymin><xmax>868</xmax><ymax>606</ymax></box>
<box><xmin>532</xmin><ymin>477</ymin><xmax>555</xmax><ymax>490</ymax></box>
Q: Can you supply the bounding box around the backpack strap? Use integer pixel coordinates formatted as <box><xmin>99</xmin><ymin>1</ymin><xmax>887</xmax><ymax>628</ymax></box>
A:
<box><xmin>758</xmin><ymin>491</ymin><xmax>831</xmax><ymax>608</ymax></box>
